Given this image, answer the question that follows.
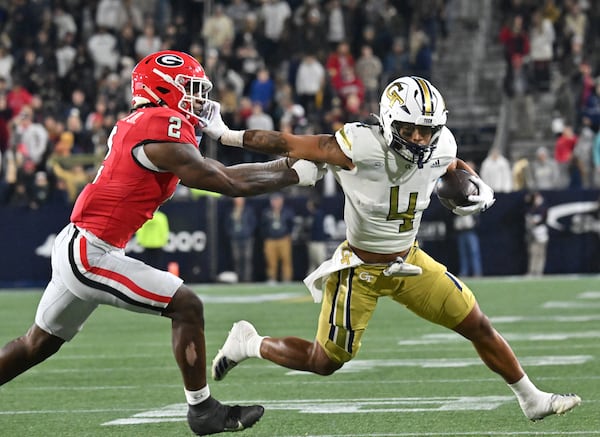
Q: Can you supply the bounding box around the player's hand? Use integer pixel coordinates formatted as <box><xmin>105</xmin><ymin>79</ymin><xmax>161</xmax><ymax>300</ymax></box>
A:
<box><xmin>292</xmin><ymin>160</ymin><xmax>327</xmax><ymax>186</ymax></box>
<box><xmin>453</xmin><ymin>176</ymin><xmax>495</xmax><ymax>216</ymax></box>
<box><xmin>198</xmin><ymin>99</ymin><xmax>228</xmax><ymax>140</ymax></box>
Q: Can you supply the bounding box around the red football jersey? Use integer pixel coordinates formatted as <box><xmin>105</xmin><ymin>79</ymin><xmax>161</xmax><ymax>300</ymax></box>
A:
<box><xmin>71</xmin><ymin>107</ymin><xmax>198</xmax><ymax>248</ymax></box>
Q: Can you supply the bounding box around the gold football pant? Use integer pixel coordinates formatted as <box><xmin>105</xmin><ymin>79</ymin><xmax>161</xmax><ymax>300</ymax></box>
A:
<box><xmin>316</xmin><ymin>242</ymin><xmax>476</xmax><ymax>363</ymax></box>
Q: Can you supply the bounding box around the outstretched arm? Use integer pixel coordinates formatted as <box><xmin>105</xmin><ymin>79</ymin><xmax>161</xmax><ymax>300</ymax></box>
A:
<box><xmin>199</xmin><ymin>100</ymin><xmax>354</xmax><ymax>170</ymax></box>
<box><xmin>242</xmin><ymin>131</ymin><xmax>354</xmax><ymax>170</ymax></box>
<box><xmin>143</xmin><ymin>141</ymin><xmax>320</xmax><ymax>197</ymax></box>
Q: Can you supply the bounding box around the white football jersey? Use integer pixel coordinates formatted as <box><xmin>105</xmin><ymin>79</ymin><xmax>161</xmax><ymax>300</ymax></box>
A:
<box><xmin>332</xmin><ymin>122</ymin><xmax>457</xmax><ymax>253</ymax></box>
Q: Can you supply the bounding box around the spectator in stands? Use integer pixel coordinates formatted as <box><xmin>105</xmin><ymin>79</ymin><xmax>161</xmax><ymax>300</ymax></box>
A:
<box><xmin>454</xmin><ymin>213</ymin><xmax>483</xmax><ymax>278</ymax></box>
<box><xmin>295</xmin><ymin>53</ymin><xmax>326</xmax><ymax>117</ymax></box>
<box><xmin>246</xmin><ymin>102</ymin><xmax>275</xmax><ymax>132</ymax></box>
<box><xmin>325</xmin><ymin>0</ymin><xmax>347</xmax><ymax>49</ymax></box>
<box><xmin>408</xmin><ymin>25</ymin><xmax>433</xmax><ymax>80</ymax></box>
<box><xmin>53</xmin><ymin>5</ymin><xmax>78</xmax><ymax>44</ymax></box>
<box><xmin>11</xmin><ymin>106</ymin><xmax>48</xmax><ymax>169</ymax></box>
<box><xmin>0</xmin><ymin>44</ymin><xmax>13</xmax><ymax>87</ymax></box>
<box><xmin>87</xmin><ymin>26</ymin><xmax>119</xmax><ymax>79</ymax></box>
<box><xmin>134</xmin><ymin>21</ymin><xmax>162</xmax><ymax>60</ymax></box>
<box><xmin>326</xmin><ymin>41</ymin><xmax>355</xmax><ymax>85</ymax></box>
<box><xmin>499</xmin><ymin>14</ymin><xmax>530</xmax><ymax>95</ymax></box>
<box><xmin>249</xmin><ymin>67</ymin><xmax>276</xmax><ymax>112</ymax></box>
<box><xmin>573</xmin><ymin>119</ymin><xmax>595</xmax><ymax>187</ymax></box>
<box><xmin>259</xmin><ymin>0</ymin><xmax>292</xmax><ymax>68</ymax></box>
<box><xmin>331</xmin><ymin>67</ymin><xmax>365</xmax><ymax>114</ymax></box>
<box><xmin>593</xmin><ymin>128</ymin><xmax>600</xmax><ymax>188</ymax></box>
<box><xmin>505</xmin><ymin>54</ymin><xmax>535</xmax><ymax>138</ymax></box>
<box><xmin>355</xmin><ymin>45</ymin><xmax>383</xmax><ymax>114</ymax></box>
<box><xmin>226</xmin><ymin>197</ymin><xmax>258</xmax><ymax>283</ymax></box>
<box><xmin>261</xmin><ymin>192</ymin><xmax>295</xmax><ymax>284</ymax></box>
<box><xmin>512</xmin><ymin>157</ymin><xmax>532</xmax><ymax>191</ymax></box>
<box><xmin>524</xmin><ymin>191</ymin><xmax>549</xmax><ymax>276</ymax></box>
<box><xmin>382</xmin><ymin>37</ymin><xmax>410</xmax><ymax>85</ymax></box>
<box><xmin>226</xmin><ymin>0</ymin><xmax>252</xmax><ymax>34</ymax></box>
<box><xmin>304</xmin><ymin>196</ymin><xmax>328</xmax><ymax>274</ymax></box>
<box><xmin>530</xmin><ymin>146</ymin><xmax>561</xmax><ymax>189</ymax></box>
<box><xmin>96</xmin><ymin>0</ymin><xmax>127</xmax><ymax>33</ymax></box>
<box><xmin>135</xmin><ymin>209</ymin><xmax>171</xmax><ymax>270</ymax></box>
<box><xmin>202</xmin><ymin>4</ymin><xmax>235</xmax><ymax>52</ymax></box>
<box><xmin>480</xmin><ymin>148</ymin><xmax>513</xmax><ymax>192</ymax></box>
<box><xmin>292</xmin><ymin>1</ymin><xmax>325</xmax><ymax>56</ymax></box>
<box><xmin>529</xmin><ymin>9</ymin><xmax>555</xmax><ymax>92</ymax></box>
<box><xmin>554</xmin><ymin>124</ymin><xmax>578</xmax><ymax>184</ymax></box>
<box><xmin>6</xmin><ymin>79</ymin><xmax>33</xmax><ymax>117</ymax></box>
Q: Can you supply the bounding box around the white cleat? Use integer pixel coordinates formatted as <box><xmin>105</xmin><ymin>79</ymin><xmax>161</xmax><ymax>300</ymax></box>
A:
<box><xmin>525</xmin><ymin>393</ymin><xmax>582</xmax><ymax>421</ymax></box>
<box><xmin>212</xmin><ymin>320</ymin><xmax>258</xmax><ymax>381</ymax></box>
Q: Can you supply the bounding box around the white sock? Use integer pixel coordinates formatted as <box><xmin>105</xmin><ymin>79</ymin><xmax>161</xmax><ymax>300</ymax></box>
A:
<box><xmin>185</xmin><ymin>386</ymin><xmax>210</xmax><ymax>405</ymax></box>
<box><xmin>247</xmin><ymin>335</ymin><xmax>265</xmax><ymax>359</ymax></box>
<box><xmin>508</xmin><ymin>374</ymin><xmax>547</xmax><ymax>405</ymax></box>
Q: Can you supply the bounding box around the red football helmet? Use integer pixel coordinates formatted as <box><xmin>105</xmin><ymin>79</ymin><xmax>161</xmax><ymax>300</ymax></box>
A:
<box><xmin>131</xmin><ymin>50</ymin><xmax>213</xmax><ymax>125</ymax></box>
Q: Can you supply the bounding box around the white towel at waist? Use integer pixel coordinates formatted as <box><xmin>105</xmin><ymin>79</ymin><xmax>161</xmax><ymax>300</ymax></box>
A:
<box><xmin>303</xmin><ymin>242</ymin><xmax>363</xmax><ymax>303</ymax></box>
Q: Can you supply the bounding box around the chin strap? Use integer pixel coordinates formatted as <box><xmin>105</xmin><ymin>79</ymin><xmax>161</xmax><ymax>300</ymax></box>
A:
<box><xmin>141</xmin><ymin>84</ymin><xmax>165</xmax><ymax>106</ymax></box>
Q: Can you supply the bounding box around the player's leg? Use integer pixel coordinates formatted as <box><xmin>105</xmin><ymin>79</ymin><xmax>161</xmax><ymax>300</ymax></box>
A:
<box><xmin>163</xmin><ymin>286</ymin><xmax>264</xmax><ymax>435</ymax></box>
<box><xmin>212</xmin><ymin>265</ymin><xmax>379</xmax><ymax>379</ymax></box>
<box><xmin>454</xmin><ymin>302</ymin><xmax>580</xmax><ymax>420</ymax></box>
<box><xmin>66</xmin><ymin>226</ymin><xmax>263</xmax><ymax>435</ymax></box>
<box><xmin>0</xmin><ymin>324</ymin><xmax>64</xmax><ymax>385</ymax></box>
<box><xmin>1</xmin><ymin>225</ymin><xmax>98</xmax><ymax>385</ymax></box>
<box><xmin>398</xmin><ymin>246</ymin><xmax>581</xmax><ymax>421</ymax></box>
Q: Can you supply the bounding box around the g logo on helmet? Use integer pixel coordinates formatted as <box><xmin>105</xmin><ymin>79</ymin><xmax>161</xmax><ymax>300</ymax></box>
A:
<box><xmin>156</xmin><ymin>54</ymin><xmax>185</xmax><ymax>68</ymax></box>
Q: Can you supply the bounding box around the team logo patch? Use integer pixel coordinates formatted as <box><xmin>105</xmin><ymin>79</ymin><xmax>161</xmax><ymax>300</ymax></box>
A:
<box><xmin>156</xmin><ymin>54</ymin><xmax>184</xmax><ymax>67</ymax></box>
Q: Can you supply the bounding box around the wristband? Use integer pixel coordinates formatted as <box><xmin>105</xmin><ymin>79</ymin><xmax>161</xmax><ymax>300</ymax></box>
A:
<box><xmin>220</xmin><ymin>129</ymin><xmax>245</xmax><ymax>148</ymax></box>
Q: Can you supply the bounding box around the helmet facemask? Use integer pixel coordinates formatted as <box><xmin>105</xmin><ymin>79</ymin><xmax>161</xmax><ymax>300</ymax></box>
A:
<box><xmin>152</xmin><ymin>68</ymin><xmax>213</xmax><ymax>124</ymax></box>
<box><xmin>379</xmin><ymin>76</ymin><xmax>447</xmax><ymax>168</ymax></box>
<box><xmin>389</xmin><ymin>121</ymin><xmax>443</xmax><ymax>168</ymax></box>
<box><xmin>177</xmin><ymin>74</ymin><xmax>213</xmax><ymax>122</ymax></box>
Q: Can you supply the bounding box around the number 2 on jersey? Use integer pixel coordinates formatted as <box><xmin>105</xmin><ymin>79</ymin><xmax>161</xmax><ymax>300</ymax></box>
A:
<box><xmin>387</xmin><ymin>187</ymin><xmax>417</xmax><ymax>232</ymax></box>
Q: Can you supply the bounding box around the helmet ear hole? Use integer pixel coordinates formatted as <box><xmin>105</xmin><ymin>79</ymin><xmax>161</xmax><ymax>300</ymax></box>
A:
<box><xmin>156</xmin><ymin>86</ymin><xmax>170</xmax><ymax>95</ymax></box>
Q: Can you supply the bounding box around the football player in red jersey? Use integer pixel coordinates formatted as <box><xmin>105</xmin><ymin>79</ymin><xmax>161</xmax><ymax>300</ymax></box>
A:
<box><xmin>0</xmin><ymin>51</ymin><xmax>324</xmax><ymax>436</ymax></box>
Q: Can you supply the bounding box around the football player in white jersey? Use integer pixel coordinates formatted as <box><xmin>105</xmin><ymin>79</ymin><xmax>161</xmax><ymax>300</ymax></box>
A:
<box><xmin>201</xmin><ymin>76</ymin><xmax>581</xmax><ymax>421</ymax></box>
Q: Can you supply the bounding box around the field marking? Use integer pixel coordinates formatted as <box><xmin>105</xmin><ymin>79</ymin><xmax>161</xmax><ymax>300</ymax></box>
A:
<box><xmin>102</xmin><ymin>396</ymin><xmax>516</xmax><ymax>426</ymax></box>
<box><xmin>397</xmin><ymin>331</ymin><xmax>600</xmax><ymax>345</ymax></box>
<box><xmin>543</xmin><ymin>301</ymin><xmax>600</xmax><ymax>309</ymax></box>
<box><xmin>8</xmin><ymin>375</ymin><xmax>600</xmax><ymax>393</ymax></box>
<box><xmin>197</xmin><ymin>291</ymin><xmax>303</xmax><ymax>303</ymax></box>
<box><xmin>578</xmin><ymin>291</ymin><xmax>600</xmax><ymax>299</ymax></box>
<box><xmin>286</xmin><ymin>355</ymin><xmax>592</xmax><ymax>375</ymax></box>
<box><xmin>285</xmin><ymin>433</ymin><xmax>600</xmax><ymax>436</ymax></box>
<box><xmin>490</xmin><ymin>314</ymin><xmax>600</xmax><ymax>323</ymax></box>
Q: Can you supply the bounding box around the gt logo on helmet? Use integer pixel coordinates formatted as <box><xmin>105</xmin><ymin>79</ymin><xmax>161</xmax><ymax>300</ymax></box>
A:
<box><xmin>156</xmin><ymin>54</ymin><xmax>185</xmax><ymax>67</ymax></box>
<box><xmin>385</xmin><ymin>82</ymin><xmax>405</xmax><ymax>108</ymax></box>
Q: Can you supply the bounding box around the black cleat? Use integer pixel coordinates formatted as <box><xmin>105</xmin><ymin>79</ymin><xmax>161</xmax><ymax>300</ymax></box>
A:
<box><xmin>187</xmin><ymin>396</ymin><xmax>264</xmax><ymax>435</ymax></box>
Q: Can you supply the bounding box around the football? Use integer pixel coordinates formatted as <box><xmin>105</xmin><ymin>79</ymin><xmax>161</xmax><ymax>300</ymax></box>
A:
<box><xmin>434</xmin><ymin>169</ymin><xmax>479</xmax><ymax>210</ymax></box>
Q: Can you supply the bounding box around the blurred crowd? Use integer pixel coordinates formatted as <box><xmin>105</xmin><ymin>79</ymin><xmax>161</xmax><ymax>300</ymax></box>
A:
<box><xmin>1</xmin><ymin>0</ymin><xmax>600</xmax><ymax>212</ymax></box>
<box><xmin>494</xmin><ymin>0</ymin><xmax>600</xmax><ymax>192</ymax></box>
<box><xmin>0</xmin><ymin>0</ymin><xmax>451</xmax><ymax>209</ymax></box>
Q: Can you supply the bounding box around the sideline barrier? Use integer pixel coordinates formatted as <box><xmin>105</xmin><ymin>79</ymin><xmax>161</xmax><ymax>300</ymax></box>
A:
<box><xmin>0</xmin><ymin>190</ymin><xmax>598</xmax><ymax>287</ymax></box>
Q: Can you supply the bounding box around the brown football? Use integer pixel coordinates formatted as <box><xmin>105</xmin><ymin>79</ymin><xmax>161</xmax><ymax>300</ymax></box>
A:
<box><xmin>435</xmin><ymin>169</ymin><xmax>479</xmax><ymax>210</ymax></box>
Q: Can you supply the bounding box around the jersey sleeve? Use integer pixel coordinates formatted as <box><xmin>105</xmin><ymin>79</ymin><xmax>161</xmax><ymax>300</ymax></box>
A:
<box><xmin>434</xmin><ymin>126</ymin><xmax>458</xmax><ymax>160</ymax></box>
<box><xmin>140</xmin><ymin>108</ymin><xmax>198</xmax><ymax>146</ymax></box>
<box><xmin>334</xmin><ymin>122</ymin><xmax>361</xmax><ymax>160</ymax></box>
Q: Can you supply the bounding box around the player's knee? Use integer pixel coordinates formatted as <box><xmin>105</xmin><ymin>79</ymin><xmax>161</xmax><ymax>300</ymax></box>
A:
<box><xmin>167</xmin><ymin>286</ymin><xmax>204</xmax><ymax>323</ymax></box>
<box><xmin>308</xmin><ymin>343</ymin><xmax>343</xmax><ymax>376</ymax></box>
<box><xmin>25</xmin><ymin>326</ymin><xmax>63</xmax><ymax>360</ymax></box>
<box><xmin>454</xmin><ymin>306</ymin><xmax>495</xmax><ymax>342</ymax></box>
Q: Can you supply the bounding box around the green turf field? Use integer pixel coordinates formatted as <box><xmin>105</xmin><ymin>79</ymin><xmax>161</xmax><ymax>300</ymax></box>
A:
<box><xmin>0</xmin><ymin>276</ymin><xmax>598</xmax><ymax>436</ymax></box>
